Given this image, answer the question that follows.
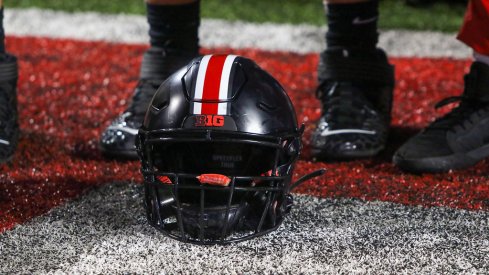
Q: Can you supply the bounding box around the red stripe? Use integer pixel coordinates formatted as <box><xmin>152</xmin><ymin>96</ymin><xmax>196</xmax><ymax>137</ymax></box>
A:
<box><xmin>201</xmin><ymin>55</ymin><xmax>227</xmax><ymax>115</ymax></box>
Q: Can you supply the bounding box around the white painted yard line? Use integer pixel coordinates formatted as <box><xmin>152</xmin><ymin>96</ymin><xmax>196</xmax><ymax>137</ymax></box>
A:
<box><xmin>5</xmin><ymin>8</ymin><xmax>472</xmax><ymax>58</ymax></box>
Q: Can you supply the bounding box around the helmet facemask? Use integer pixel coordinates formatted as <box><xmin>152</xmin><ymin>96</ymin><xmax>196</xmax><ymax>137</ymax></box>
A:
<box><xmin>138</xmin><ymin>129</ymin><xmax>301</xmax><ymax>244</ymax></box>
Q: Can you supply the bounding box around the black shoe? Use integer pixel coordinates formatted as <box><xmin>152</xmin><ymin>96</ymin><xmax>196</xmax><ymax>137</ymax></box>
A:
<box><xmin>311</xmin><ymin>48</ymin><xmax>395</xmax><ymax>159</ymax></box>
<box><xmin>394</xmin><ymin>62</ymin><xmax>489</xmax><ymax>173</ymax></box>
<box><xmin>99</xmin><ymin>48</ymin><xmax>196</xmax><ymax>159</ymax></box>
<box><xmin>0</xmin><ymin>54</ymin><xmax>19</xmax><ymax>164</ymax></box>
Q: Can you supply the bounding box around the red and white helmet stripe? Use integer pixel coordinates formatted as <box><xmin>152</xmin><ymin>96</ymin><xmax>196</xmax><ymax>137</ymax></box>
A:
<box><xmin>193</xmin><ymin>54</ymin><xmax>237</xmax><ymax>115</ymax></box>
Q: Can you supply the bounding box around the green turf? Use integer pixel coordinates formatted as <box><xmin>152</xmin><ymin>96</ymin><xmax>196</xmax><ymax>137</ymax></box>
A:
<box><xmin>6</xmin><ymin>0</ymin><xmax>466</xmax><ymax>32</ymax></box>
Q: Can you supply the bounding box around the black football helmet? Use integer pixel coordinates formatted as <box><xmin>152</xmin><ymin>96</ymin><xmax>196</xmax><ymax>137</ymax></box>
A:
<box><xmin>136</xmin><ymin>54</ymin><xmax>323</xmax><ymax>244</ymax></box>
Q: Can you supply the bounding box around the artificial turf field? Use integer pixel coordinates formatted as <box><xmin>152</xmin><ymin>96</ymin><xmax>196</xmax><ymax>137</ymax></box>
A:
<box><xmin>1</xmin><ymin>4</ymin><xmax>488</xmax><ymax>274</ymax></box>
<box><xmin>7</xmin><ymin>0</ymin><xmax>466</xmax><ymax>32</ymax></box>
<box><xmin>1</xmin><ymin>35</ymin><xmax>488</xmax><ymax>232</ymax></box>
<box><xmin>1</xmin><ymin>34</ymin><xmax>489</xmax><ymax>273</ymax></box>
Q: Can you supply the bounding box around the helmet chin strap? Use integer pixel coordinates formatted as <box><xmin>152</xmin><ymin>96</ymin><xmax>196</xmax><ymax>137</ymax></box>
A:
<box><xmin>285</xmin><ymin>124</ymin><xmax>326</xmax><ymax>191</ymax></box>
<box><xmin>289</xmin><ymin>169</ymin><xmax>326</xmax><ymax>192</ymax></box>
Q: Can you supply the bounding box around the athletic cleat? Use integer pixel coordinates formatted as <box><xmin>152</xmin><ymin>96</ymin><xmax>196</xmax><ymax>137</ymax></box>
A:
<box><xmin>394</xmin><ymin>62</ymin><xmax>489</xmax><ymax>173</ymax></box>
<box><xmin>311</xmin><ymin>48</ymin><xmax>394</xmax><ymax>159</ymax></box>
<box><xmin>0</xmin><ymin>54</ymin><xmax>19</xmax><ymax>164</ymax></box>
<box><xmin>311</xmin><ymin>82</ymin><xmax>389</xmax><ymax>159</ymax></box>
<box><xmin>99</xmin><ymin>48</ymin><xmax>196</xmax><ymax>159</ymax></box>
<box><xmin>99</xmin><ymin>81</ymin><xmax>158</xmax><ymax>159</ymax></box>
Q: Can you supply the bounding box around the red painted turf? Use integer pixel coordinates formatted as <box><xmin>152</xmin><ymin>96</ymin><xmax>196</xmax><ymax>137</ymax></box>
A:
<box><xmin>1</xmin><ymin>36</ymin><xmax>488</xmax><ymax>232</ymax></box>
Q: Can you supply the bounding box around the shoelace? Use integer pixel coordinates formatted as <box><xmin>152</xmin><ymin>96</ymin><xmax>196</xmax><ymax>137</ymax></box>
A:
<box><xmin>0</xmin><ymin>92</ymin><xmax>12</xmax><ymax>127</ymax></box>
<box><xmin>429</xmin><ymin>95</ymin><xmax>482</xmax><ymax>131</ymax></box>
<box><xmin>318</xmin><ymin>82</ymin><xmax>374</xmax><ymax>126</ymax></box>
<box><xmin>125</xmin><ymin>80</ymin><xmax>161</xmax><ymax>121</ymax></box>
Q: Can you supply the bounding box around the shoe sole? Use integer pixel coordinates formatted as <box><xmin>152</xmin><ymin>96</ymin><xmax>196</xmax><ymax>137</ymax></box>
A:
<box><xmin>393</xmin><ymin>143</ymin><xmax>489</xmax><ymax>173</ymax></box>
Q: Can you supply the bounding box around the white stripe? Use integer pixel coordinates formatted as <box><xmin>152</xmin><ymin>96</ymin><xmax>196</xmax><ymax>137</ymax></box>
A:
<box><xmin>0</xmin><ymin>139</ymin><xmax>10</xmax><ymax>145</ymax></box>
<box><xmin>217</xmin><ymin>55</ymin><xmax>237</xmax><ymax>115</ymax></box>
<box><xmin>4</xmin><ymin>8</ymin><xmax>471</xmax><ymax>58</ymax></box>
<box><xmin>320</xmin><ymin>129</ymin><xmax>376</xmax><ymax>137</ymax></box>
<box><xmin>193</xmin><ymin>55</ymin><xmax>212</xmax><ymax>114</ymax></box>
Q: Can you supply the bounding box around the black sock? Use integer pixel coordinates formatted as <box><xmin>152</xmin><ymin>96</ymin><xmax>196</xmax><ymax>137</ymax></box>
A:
<box><xmin>0</xmin><ymin>8</ymin><xmax>5</xmax><ymax>54</ymax></box>
<box><xmin>325</xmin><ymin>0</ymin><xmax>379</xmax><ymax>50</ymax></box>
<box><xmin>146</xmin><ymin>1</ymin><xmax>199</xmax><ymax>56</ymax></box>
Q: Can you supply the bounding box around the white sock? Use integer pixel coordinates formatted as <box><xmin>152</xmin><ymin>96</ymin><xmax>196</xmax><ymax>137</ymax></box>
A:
<box><xmin>474</xmin><ymin>52</ymin><xmax>489</xmax><ymax>67</ymax></box>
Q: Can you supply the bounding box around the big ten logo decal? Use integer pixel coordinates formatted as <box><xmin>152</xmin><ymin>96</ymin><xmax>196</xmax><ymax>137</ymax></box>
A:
<box><xmin>194</xmin><ymin>115</ymin><xmax>225</xmax><ymax>127</ymax></box>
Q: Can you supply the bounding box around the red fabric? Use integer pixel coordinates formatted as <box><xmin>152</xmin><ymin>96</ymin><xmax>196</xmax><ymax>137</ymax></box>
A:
<box><xmin>457</xmin><ymin>0</ymin><xmax>489</xmax><ymax>55</ymax></box>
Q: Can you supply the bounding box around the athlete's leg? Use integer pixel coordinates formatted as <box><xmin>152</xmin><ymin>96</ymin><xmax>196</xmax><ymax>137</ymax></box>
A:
<box><xmin>99</xmin><ymin>0</ymin><xmax>200</xmax><ymax>159</ymax></box>
<box><xmin>0</xmin><ymin>0</ymin><xmax>20</xmax><ymax>163</ymax></box>
<box><xmin>145</xmin><ymin>0</ymin><xmax>200</xmax><ymax>54</ymax></box>
<box><xmin>311</xmin><ymin>0</ymin><xmax>394</xmax><ymax>159</ymax></box>
<box><xmin>394</xmin><ymin>0</ymin><xmax>489</xmax><ymax>173</ymax></box>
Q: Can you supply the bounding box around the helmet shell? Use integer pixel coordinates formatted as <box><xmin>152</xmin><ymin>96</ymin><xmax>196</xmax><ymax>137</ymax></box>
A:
<box><xmin>143</xmin><ymin>55</ymin><xmax>298</xmax><ymax>135</ymax></box>
<box><xmin>137</xmin><ymin>55</ymin><xmax>302</xmax><ymax>244</ymax></box>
